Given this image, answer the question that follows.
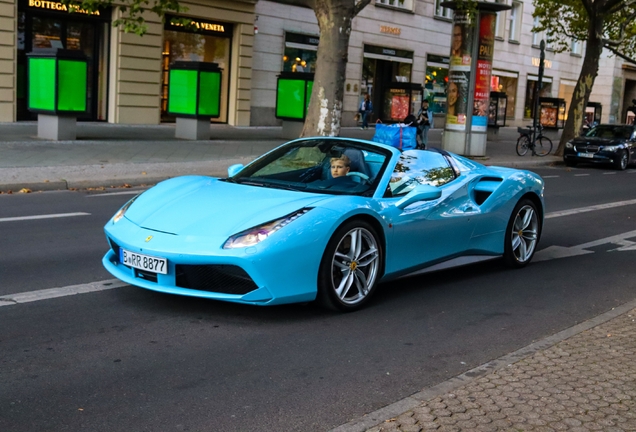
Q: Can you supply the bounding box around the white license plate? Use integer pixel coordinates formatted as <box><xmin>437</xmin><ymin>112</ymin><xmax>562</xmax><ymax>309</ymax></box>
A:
<box><xmin>120</xmin><ymin>248</ymin><xmax>168</xmax><ymax>274</ymax></box>
<box><xmin>578</xmin><ymin>152</ymin><xmax>594</xmax><ymax>158</ymax></box>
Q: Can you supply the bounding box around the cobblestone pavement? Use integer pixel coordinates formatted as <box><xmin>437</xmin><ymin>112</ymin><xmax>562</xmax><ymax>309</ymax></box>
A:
<box><xmin>367</xmin><ymin>309</ymin><xmax>636</xmax><ymax>432</ymax></box>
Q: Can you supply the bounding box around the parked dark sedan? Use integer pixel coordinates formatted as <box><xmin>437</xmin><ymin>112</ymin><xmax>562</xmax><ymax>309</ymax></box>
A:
<box><xmin>563</xmin><ymin>124</ymin><xmax>636</xmax><ymax>170</ymax></box>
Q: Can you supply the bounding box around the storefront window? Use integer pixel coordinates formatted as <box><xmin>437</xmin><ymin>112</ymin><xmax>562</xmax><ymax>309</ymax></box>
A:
<box><xmin>490</xmin><ymin>73</ymin><xmax>518</xmax><ymax>119</ymax></box>
<box><xmin>162</xmin><ymin>17</ymin><xmax>232</xmax><ymax>122</ymax></box>
<box><xmin>283</xmin><ymin>33</ymin><xmax>318</xmax><ymax>73</ymax></box>
<box><xmin>17</xmin><ymin>5</ymin><xmax>110</xmax><ymax>121</ymax></box>
<box><xmin>524</xmin><ymin>77</ymin><xmax>552</xmax><ymax>119</ymax></box>
<box><xmin>361</xmin><ymin>46</ymin><xmax>415</xmax><ymax>122</ymax></box>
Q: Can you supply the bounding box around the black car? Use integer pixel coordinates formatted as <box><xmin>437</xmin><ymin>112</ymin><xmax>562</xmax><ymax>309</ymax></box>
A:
<box><xmin>563</xmin><ymin>124</ymin><xmax>636</xmax><ymax>170</ymax></box>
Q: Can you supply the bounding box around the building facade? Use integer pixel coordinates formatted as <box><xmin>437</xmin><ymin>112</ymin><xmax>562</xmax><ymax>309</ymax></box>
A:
<box><xmin>251</xmin><ymin>0</ymin><xmax>636</xmax><ymax>128</ymax></box>
<box><xmin>1</xmin><ymin>0</ymin><xmax>256</xmax><ymax>124</ymax></box>
<box><xmin>1</xmin><ymin>0</ymin><xmax>634</xmax><ymax>126</ymax></box>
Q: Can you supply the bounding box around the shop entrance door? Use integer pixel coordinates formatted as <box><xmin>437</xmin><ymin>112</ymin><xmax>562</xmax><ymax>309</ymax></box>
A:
<box><xmin>17</xmin><ymin>12</ymin><xmax>108</xmax><ymax>121</ymax></box>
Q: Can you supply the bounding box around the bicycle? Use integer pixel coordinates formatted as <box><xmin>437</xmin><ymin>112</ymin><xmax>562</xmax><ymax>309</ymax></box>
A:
<box><xmin>516</xmin><ymin>125</ymin><xmax>553</xmax><ymax>156</ymax></box>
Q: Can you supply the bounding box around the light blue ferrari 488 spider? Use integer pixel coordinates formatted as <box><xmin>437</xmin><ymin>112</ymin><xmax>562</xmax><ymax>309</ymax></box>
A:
<box><xmin>103</xmin><ymin>137</ymin><xmax>544</xmax><ymax>311</ymax></box>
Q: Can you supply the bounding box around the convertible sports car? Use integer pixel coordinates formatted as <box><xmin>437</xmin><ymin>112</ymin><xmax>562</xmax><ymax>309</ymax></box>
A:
<box><xmin>103</xmin><ymin>137</ymin><xmax>544</xmax><ymax>311</ymax></box>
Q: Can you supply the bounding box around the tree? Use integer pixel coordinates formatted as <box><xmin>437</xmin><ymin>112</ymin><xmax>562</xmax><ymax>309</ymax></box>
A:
<box><xmin>533</xmin><ymin>0</ymin><xmax>636</xmax><ymax>156</ymax></box>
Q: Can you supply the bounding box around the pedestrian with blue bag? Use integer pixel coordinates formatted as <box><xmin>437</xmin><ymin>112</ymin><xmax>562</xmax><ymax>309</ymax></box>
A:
<box><xmin>359</xmin><ymin>94</ymin><xmax>373</xmax><ymax>130</ymax></box>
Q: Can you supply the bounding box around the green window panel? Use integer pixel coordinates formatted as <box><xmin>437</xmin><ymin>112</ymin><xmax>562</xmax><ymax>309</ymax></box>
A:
<box><xmin>57</xmin><ymin>60</ymin><xmax>87</xmax><ymax>112</ymax></box>
<box><xmin>168</xmin><ymin>69</ymin><xmax>198</xmax><ymax>115</ymax></box>
<box><xmin>28</xmin><ymin>58</ymin><xmax>56</xmax><ymax>111</ymax></box>
<box><xmin>198</xmin><ymin>71</ymin><xmax>221</xmax><ymax>117</ymax></box>
<box><xmin>276</xmin><ymin>79</ymin><xmax>306</xmax><ymax>119</ymax></box>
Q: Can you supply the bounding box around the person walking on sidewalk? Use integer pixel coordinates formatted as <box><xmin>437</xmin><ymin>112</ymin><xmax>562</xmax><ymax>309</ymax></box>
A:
<box><xmin>416</xmin><ymin>100</ymin><xmax>434</xmax><ymax>149</ymax></box>
<box><xmin>359</xmin><ymin>94</ymin><xmax>373</xmax><ymax>130</ymax></box>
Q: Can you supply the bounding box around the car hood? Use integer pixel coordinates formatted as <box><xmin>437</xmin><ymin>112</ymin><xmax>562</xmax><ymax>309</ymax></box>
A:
<box><xmin>571</xmin><ymin>136</ymin><xmax>625</xmax><ymax>146</ymax></box>
<box><xmin>124</xmin><ymin>176</ymin><xmax>328</xmax><ymax>236</ymax></box>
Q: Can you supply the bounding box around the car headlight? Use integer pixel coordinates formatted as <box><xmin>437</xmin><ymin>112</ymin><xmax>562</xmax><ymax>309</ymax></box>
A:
<box><xmin>602</xmin><ymin>145</ymin><xmax>619</xmax><ymax>152</ymax></box>
<box><xmin>223</xmin><ymin>208</ymin><xmax>312</xmax><ymax>249</ymax></box>
<box><xmin>565</xmin><ymin>141</ymin><xmax>574</xmax><ymax>149</ymax></box>
<box><xmin>112</xmin><ymin>195</ymin><xmax>140</xmax><ymax>224</ymax></box>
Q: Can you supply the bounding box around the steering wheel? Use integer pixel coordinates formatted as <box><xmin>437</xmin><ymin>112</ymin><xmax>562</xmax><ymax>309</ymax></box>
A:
<box><xmin>346</xmin><ymin>172</ymin><xmax>370</xmax><ymax>184</ymax></box>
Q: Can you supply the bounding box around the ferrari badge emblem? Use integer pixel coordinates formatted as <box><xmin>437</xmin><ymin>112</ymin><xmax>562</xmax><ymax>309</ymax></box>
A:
<box><xmin>145</xmin><ymin>235</ymin><xmax>153</xmax><ymax>242</ymax></box>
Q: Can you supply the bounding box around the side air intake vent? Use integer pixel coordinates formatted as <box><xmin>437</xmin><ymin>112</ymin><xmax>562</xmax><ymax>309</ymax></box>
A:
<box><xmin>473</xmin><ymin>178</ymin><xmax>503</xmax><ymax>205</ymax></box>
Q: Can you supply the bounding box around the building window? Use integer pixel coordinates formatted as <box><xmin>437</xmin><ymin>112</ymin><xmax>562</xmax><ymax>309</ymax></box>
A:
<box><xmin>571</xmin><ymin>39</ymin><xmax>583</xmax><ymax>56</ymax></box>
<box><xmin>531</xmin><ymin>16</ymin><xmax>542</xmax><ymax>47</ymax></box>
<box><xmin>283</xmin><ymin>32</ymin><xmax>319</xmax><ymax>73</ymax></box>
<box><xmin>508</xmin><ymin>1</ymin><xmax>522</xmax><ymax>42</ymax></box>
<box><xmin>376</xmin><ymin>0</ymin><xmax>413</xmax><ymax>10</ymax></box>
<box><xmin>494</xmin><ymin>0</ymin><xmax>506</xmax><ymax>39</ymax></box>
<box><xmin>524</xmin><ymin>76</ymin><xmax>553</xmax><ymax>118</ymax></box>
<box><xmin>435</xmin><ymin>0</ymin><xmax>453</xmax><ymax>19</ymax></box>
<box><xmin>491</xmin><ymin>72</ymin><xmax>518</xmax><ymax>119</ymax></box>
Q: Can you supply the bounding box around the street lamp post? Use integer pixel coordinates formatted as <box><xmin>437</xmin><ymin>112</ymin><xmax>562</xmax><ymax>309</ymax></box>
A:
<box><xmin>532</xmin><ymin>40</ymin><xmax>546</xmax><ymax>148</ymax></box>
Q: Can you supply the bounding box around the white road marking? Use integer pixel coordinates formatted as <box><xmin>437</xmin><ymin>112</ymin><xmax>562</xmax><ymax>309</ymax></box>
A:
<box><xmin>545</xmin><ymin>198</ymin><xmax>636</xmax><ymax>219</ymax></box>
<box><xmin>0</xmin><ymin>279</ymin><xmax>129</xmax><ymax>307</ymax></box>
<box><xmin>534</xmin><ymin>229</ymin><xmax>636</xmax><ymax>262</ymax></box>
<box><xmin>574</xmin><ymin>174</ymin><xmax>590</xmax><ymax>176</ymax></box>
<box><xmin>86</xmin><ymin>191</ymin><xmax>141</xmax><ymax>197</ymax></box>
<box><xmin>542</xmin><ymin>175</ymin><xmax>560</xmax><ymax>178</ymax></box>
<box><xmin>603</xmin><ymin>172</ymin><xmax>616</xmax><ymax>175</ymax></box>
<box><xmin>0</xmin><ymin>212</ymin><xmax>91</xmax><ymax>223</ymax></box>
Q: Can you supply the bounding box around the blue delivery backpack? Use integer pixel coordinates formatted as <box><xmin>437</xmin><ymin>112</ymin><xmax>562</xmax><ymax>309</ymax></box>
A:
<box><xmin>372</xmin><ymin>122</ymin><xmax>417</xmax><ymax>150</ymax></box>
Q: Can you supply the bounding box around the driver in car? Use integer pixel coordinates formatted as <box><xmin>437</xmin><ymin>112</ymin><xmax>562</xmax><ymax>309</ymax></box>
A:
<box><xmin>330</xmin><ymin>155</ymin><xmax>351</xmax><ymax>178</ymax></box>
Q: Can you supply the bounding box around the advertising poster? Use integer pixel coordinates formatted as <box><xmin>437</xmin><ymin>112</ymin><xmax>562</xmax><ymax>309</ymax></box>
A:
<box><xmin>446</xmin><ymin>70</ymin><xmax>469</xmax><ymax>130</ymax></box>
<box><xmin>472</xmin><ymin>12</ymin><xmax>495</xmax><ymax>132</ymax></box>
<box><xmin>450</xmin><ymin>13</ymin><xmax>473</xmax><ymax>70</ymax></box>
<box><xmin>390</xmin><ymin>94</ymin><xmax>410</xmax><ymax>120</ymax></box>
<box><xmin>447</xmin><ymin>13</ymin><xmax>473</xmax><ymax>130</ymax></box>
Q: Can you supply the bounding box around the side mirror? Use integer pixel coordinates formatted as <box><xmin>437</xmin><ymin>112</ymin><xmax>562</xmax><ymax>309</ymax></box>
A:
<box><xmin>395</xmin><ymin>184</ymin><xmax>442</xmax><ymax>209</ymax></box>
<box><xmin>227</xmin><ymin>164</ymin><xmax>244</xmax><ymax>177</ymax></box>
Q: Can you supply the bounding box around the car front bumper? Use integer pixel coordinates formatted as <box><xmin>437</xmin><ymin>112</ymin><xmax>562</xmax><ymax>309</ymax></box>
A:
<box><xmin>102</xmin><ymin>217</ymin><xmax>324</xmax><ymax>306</ymax></box>
<box><xmin>563</xmin><ymin>149</ymin><xmax>622</xmax><ymax>165</ymax></box>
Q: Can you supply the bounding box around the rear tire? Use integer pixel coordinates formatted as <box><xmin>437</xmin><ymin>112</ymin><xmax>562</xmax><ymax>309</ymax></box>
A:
<box><xmin>503</xmin><ymin>199</ymin><xmax>541</xmax><ymax>268</ymax></box>
<box><xmin>534</xmin><ymin>136</ymin><xmax>553</xmax><ymax>156</ymax></box>
<box><xmin>317</xmin><ymin>220</ymin><xmax>382</xmax><ymax>312</ymax></box>
<box><xmin>516</xmin><ymin>135</ymin><xmax>530</xmax><ymax>156</ymax></box>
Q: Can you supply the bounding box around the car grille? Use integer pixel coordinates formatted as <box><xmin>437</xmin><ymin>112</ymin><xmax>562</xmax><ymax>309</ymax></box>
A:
<box><xmin>175</xmin><ymin>265</ymin><xmax>258</xmax><ymax>295</ymax></box>
<box><xmin>576</xmin><ymin>145</ymin><xmax>599</xmax><ymax>153</ymax></box>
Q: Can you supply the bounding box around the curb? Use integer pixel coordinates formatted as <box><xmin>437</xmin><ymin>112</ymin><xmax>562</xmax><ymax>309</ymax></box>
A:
<box><xmin>329</xmin><ymin>298</ymin><xmax>636</xmax><ymax>432</ymax></box>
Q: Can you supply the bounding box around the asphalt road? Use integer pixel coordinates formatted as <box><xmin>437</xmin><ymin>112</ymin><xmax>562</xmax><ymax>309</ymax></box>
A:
<box><xmin>1</xmin><ymin>165</ymin><xmax>636</xmax><ymax>432</ymax></box>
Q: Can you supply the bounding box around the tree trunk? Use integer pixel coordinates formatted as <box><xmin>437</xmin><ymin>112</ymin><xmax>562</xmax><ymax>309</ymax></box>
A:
<box><xmin>555</xmin><ymin>16</ymin><xmax>605</xmax><ymax>156</ymax></box>
<box><xmin>300</xmin><ymin>0</ymin><xmax>355</xmax><ymax>137</ymax></box>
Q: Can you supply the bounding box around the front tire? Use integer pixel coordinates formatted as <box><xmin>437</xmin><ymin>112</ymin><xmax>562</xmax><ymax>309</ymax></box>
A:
<box><xmin>318</xmin><ymin>220</ymin><xmax>382</xmax><ymax>312</ymax></box>
<box><xmin>534</xmin><ymin>136</ymin><xmax>553</xmax><ymax>156</ymax></box>
<box><xmin>614</xmin><ymin>150</ymin><xmax>628</xmax><ymax>170</ymax></box>
<box><xmin>503</xmin><ymin>199</ymin><xmax>541</xmax><ymax>268</ymax></box>
<box><xmin>516</xmin><ymin>135</ymin><xmax>530</xmax><ymax>156</ymax></box>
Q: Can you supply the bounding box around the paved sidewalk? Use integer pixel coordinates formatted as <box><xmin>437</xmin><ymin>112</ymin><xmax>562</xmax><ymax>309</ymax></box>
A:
<box><xmin>332</xmin><ymin>301</ymin><xmax>636</xmax><ymax>432</ymax></box>
<box><xmin>0</xmin><ymin>122</ymin><xmax>562</xmax><ymax>192</ymax></box>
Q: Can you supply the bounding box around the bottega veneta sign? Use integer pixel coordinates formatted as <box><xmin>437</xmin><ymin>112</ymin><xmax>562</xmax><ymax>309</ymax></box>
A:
<box><xmin>28</xmin><ymin>0</ymin><xmax>100</xmax><ymax>15</ymax></box>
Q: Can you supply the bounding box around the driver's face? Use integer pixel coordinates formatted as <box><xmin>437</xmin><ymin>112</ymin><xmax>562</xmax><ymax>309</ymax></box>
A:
<box><xmin>331</xmin><ymin>162</ymin><xmax>350</xmax><ymax>178</ymax></box>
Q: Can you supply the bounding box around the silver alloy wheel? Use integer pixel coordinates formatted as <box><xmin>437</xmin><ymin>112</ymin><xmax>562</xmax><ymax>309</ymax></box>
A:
<box><xmin>620</xmin><ymin>152</ymin><xmax>628</xmax><ymax>170</ymax></box>
<box><xmin>330</xmin><ymin>227</ymin><xmax>380</xmax><ymax>305</ymax></box>
<box><xmin>511</xmin><ymin>205</ymin><xmax>539</xmax><ymax>263</ymax></box>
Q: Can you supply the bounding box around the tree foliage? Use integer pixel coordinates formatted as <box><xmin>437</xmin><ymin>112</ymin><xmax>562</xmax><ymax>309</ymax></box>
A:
<box><xmin>532</xmin><ymin>0</ymin><xmax>636</xmax><ymax>155</ymax></box>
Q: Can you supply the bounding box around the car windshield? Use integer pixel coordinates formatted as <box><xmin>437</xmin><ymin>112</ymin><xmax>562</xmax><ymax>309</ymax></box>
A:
<box><xmin>225</xmin><ymin>139</ymin><xmax>391</xmax><ymax>196</ymax></box>
<box><xmin>388</xmin><ymin>150</ymin><xmax>457</xmax><ymax>197</ymax></box>
<box><xmin>585</xmin><ymin>125</ymin><xmax>633</xmax><ymax>140</ymax></box>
